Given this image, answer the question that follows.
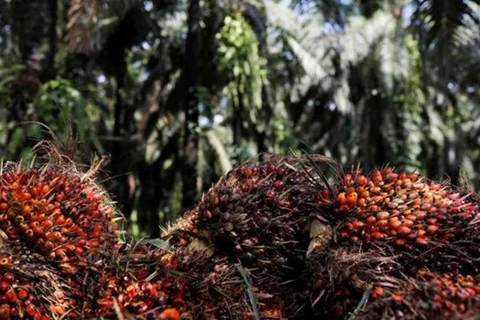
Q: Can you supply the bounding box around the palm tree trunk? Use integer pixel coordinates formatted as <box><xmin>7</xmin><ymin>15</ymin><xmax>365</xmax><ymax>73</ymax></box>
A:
<box><xmin>45</xmin><ymin>0</ymin><xmax>57</xmax><ymax>81</ymax></box>
<box><xmin>181</xmin><ymin>0</ymin><xmax>202</xmax><ymax>210</ymax></box>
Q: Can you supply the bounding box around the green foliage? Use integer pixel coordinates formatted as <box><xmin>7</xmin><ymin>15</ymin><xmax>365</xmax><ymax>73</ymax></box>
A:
<box><xmin>217</xmin><ymin>13</ymin><xmax>266</xmax><ymax>124</ymax></box>
<box><xmin>35</xmin><ymin>79</ymin><xmax>98</xmax><ymax>138</ymax></box>
<box><xmin>0</xmin><ymin>63</ymin><xmax>27</xmax><ymax>159</ymax></box>
<box><xmin>33</xmin><ymin>77</ymin><xmax>106</xmax><ymax>157</ymax></box>
<box><xmin>394</xmin><ymin>36</ymin><xmax>424</xmax><ymax>171</ymax></box>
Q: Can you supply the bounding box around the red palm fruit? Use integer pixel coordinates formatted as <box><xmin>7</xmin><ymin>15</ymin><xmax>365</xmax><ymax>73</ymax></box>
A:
<box><xmin>159</xmin><ymin>308</ymin><xmax>180</xmax><ymax>320</ymax></box>
<box><xmin>1</xmin><ymin>274</ymin><xmax>13</xmax><ymax>285</ymax></box>
<box><xmin>5</xmin><ymin>290</ymin><xmax>16</xmax><ymax>303</ymax></box>
<box><xmin>337</xmin><ymin>192</ymin><xmax>346</xmax><ymax>203</ymax></box>
<box><xmin>0</xmin><ymin>283</ymin><xmax>9</xmax><ymax>294</ymax></box>
<box><xmin>17</xmin><ymin>288</ymin><xmax>28</xmax><ymax>300</ymax></box>
<box><xmin>356</xmin><ymin>175</ymin><xmax>368</xmax><ymax>186</ymax></box>
<box><xmin>346</xmin><ymin>192</ymin><xmax>358</xmax><ymax>206</ymax></box>
<box><xmin>370</xmin><ymin>286</ymin><xmax>384</xmax><ymax>299</ymax></box>
<box><xmin>50</xmin><ymin>305</ymin><xmax>65</xmax><ymax>315</ymax></box>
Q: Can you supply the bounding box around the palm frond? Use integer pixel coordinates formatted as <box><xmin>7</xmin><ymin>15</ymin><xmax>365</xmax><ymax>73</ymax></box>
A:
<box><xmin>341</xmin><ymin>11</ymin><xmax>395</xmax><ymax>64</ymax></box>
<box><xmin>204</xmin><ymin>127</ymin><xmax>233</xmax><ymax>173</ymax></box>
<box><xmin>263</xmin><ymin>0</ymin><xmax>395</xmax><ymax>113</ymax></box>
<box><xmin>413</xmin><ymin>0</ymin><xmax>480</xmax><ymax>88</ymax></box>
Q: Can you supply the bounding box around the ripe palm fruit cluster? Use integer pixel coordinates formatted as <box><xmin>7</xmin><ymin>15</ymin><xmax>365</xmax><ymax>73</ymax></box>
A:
<box><xmin>6</xmin><ymin>145</ymin><xmax>480</xmax><ymax>319</ymax></box>
<box><xmin>0</xmin><ymin>153</ymin><xmax>123</xmax><ymax>318</ymax></box>
<box><xmin>332</xmin><ymin>167</ymin><xmax>480</xmax><ymax>273</ymax></box>
<box><xmin>0</xmin><ymin>252</ymin><xmax>78</xmax><ymax>319</ymax></box>
<box><xmin>93</xmin><ymin>245</ymin><xmax>187</xmax><ymax>317</ymax></box>
<box><xmin>92</xmin><ymin>241</ymin><xmax>286</xmax><ymax>319</ymax></box>
<box><xmin>363</xmin><ymin>270</ymin><xmax>480</xmax><ymax>319</ymax></box>
<box><xmin>335</xmin><ymin>167</ymin><xmax>477</xmax><ymax>249</ymax></box>
<box><xmin>0</xmin><ymin>166</ymin><xmax>120</xmax><ymax>264</ymax></box>
<box><xmin>306</xmin><ymin>166</ymin><xmax>480</xmax><ymax>318</ymax></box>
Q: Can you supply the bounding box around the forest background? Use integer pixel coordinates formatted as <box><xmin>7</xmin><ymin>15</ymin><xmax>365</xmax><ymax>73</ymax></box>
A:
<box><xmin>0</xmin><ymin>0</ymin><xmax>479</xmax><ymax>237</ymax></box>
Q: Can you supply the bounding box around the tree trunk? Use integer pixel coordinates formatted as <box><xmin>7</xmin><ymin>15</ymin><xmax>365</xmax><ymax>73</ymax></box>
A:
<box><xmin>110</xmin><ymin>60</ymin><xmax>136</xmax><ymax>219</ymax></box>
<box><xmin>181</xmin><ymin>0</ymin><xmax>202</xmax><ymax>210</ymax></box>
<box><xmin>45</xmin><ymin>0</ymin><xmax>57</xmax><ymax>81</ymax></box>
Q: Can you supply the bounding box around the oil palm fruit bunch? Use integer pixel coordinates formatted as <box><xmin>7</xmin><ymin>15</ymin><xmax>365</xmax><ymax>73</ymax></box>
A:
<box><xmin>306</xmin><ymin>165</ymin><xmax>480</xmax><ymax>318</ymax></box>
<box><xmin>165</xmin><ymin>156</ymin><xmax>480</xmax><ymax>319</ymax></box>
<box><xmin>6</xmin><ymin>143</ymin><xmax>480</xmax><ymax>320</ymax></box>
<box><xmin>92</xmin><ymin>243</ymin><xmax>192</xmax><ymax>318</ymax></box>
<box><xmin>164</xmin><ymin>155</ymin><xmax>337</xmax><ymax>315</ymax></box>
<box><xmin>0</xmin><ymin>244</ymin><xmax>80</xmax><ymax>319</ymax></box>
<box><xmin>0</xmin><ymin>141</ymin><xmax>124</xmax><ymax>319</ymax></box>
<box><xmin>91</xmin><ymin>240</ymin><xmax>287</xmax><ymax>319</ymax></box>
<box><xmin>362</xmin><ymin>269</ymin><xmax>480</xmax><ymax>319</ymax></box>
<box><xmin>0</xmin><ymin>142</ymin><xmax>288</xmax><ymax>319</ymax></box>
<box><xmin>0</xmin><ymin>164</ymin><xmax>121</xmax><ymax>266</ymax></box>
<box><xmin>332</xmin><ymin>166</ymin><xmax>480</xmax><ymax>273</ymax></box>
